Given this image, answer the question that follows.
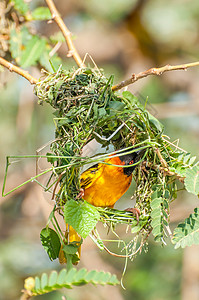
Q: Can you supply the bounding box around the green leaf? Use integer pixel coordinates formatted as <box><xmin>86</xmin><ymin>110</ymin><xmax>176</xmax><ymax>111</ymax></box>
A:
<box><xmin>46</xmin><ymin>152</ymin><xmax>58</xmax><ymax>164</ymax></box>
<box><xmin>40</xmin><ymin>228</ymin><xmax>61</xmax><ymax>260</ymax></box>
<box><xmin>49</xmin><ymin>32</ymin><xmax>66</xmax><ymax>43</ymax></box>
<box><xmin>41</xmin><ymin>273</ymin><xmax>48</xmax><ymax>290</ymax></box>
<box><xmin>9</xmin><ymin>26</ymin><xmax>31</xmax><ymax>64</ymax></box>
<box><xmin>31</xmin><ymin>7</ymin><xmax>51</xmax><ymax>20</ymax></box>
<box><xmin>62</xmin><ymin>244</ymin><xmax>80</xmax><ymax>255</ymax></box>
<box><xmin>34</xmin><ymin>276</ymin><xmax>41</xmax><ymax>291</ymax></box>
<box><xmin>122</xmin><ymin>91</ymin><xmax>163</xmax><ymax>131</ymax></box>
<box><xmin>131</xmin><ymin>216</ymin><xmax>149</xmax><ymax>233</ymax></box>
<box><xmin>98</xmin><ymin>107</ymin><xmax>107</xmax><ymax>117</ymax></box>
<box><xmin>122</xmin><ymin>91</ymin><xmax>141</xmax><ymax>108</ymax></box>
<box><xmin>20</xmin><ymin>36</ymin><xmax>46</xmax><ymax>68</ymax></box>
<box><xmin>27</xmin><ymin>268</ymin><xmax>119</xmax><ymax>296</ymax></box>
<box><xmin>188</xmin><ymin>156</ymin><xmax>197</xmax><ymax>166</ymax></box>
<box><xmin>148</xmin><ymin>113</ymin><xmax>164</xmax><ymax>132</ymax></box>
<box><xmin>184</xmin><ymin>166</ymin><xmax>199</xmax><ymax>195</ymax></box>
<box><xmin>109</xmin><ymin>101</ymin><xmax>125</xmax><ymax>111</ymax></box>
<box><xmin>39</xmin><ymin>48</ymin><xmax>62</xmax><ymax>72</ymax></box>
<box><xmin>64</xmin><ymin>200</ymin><xmax>100</xmax><ymax>238</ymax></box>
<box><xmin>172</xmin><ymin>208</ymin><xmax>199</xmax><ymax>249</ymax></box>
<box><xmin>48</xmin><ymin>271</ymin><xmax>58</xmax><ymax>287</ymax></box>
<box><xmin>57</xmin><ymin>269</ymin><xmax>67</xmax><ymax>285</ymax></box>
<box><xmin>150</xmin><ymin>197</ymin><xmax>164</xmax><ymax>240</ymax></box>
<box><xmin>12</xmin><ymin>0</ymin><xmax>29</xmax><ymax>14</ymax></box>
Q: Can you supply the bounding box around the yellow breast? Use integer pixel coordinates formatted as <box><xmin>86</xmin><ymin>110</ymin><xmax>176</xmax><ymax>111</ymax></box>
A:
<box><xmin>82</xmin><ymin>162</ymin><xmax>132</xmax><ymax>207</ymax></box>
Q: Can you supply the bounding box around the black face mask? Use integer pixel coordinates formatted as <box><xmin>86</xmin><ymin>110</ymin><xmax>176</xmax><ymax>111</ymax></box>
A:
<box><xmin>119</xmin><ymin>148</ymin><xmax>145</xmax><ymax>176</ymax></box>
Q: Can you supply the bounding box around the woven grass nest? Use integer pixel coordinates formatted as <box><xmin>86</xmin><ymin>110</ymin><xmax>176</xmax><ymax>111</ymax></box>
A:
<box><xmin>33</xmin><ymin>66</ymin><xmax>186</xmax><ymax>260</ymax></box>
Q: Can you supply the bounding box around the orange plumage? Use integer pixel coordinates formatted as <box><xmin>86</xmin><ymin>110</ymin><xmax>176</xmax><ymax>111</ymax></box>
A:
<box><xmin>81</xmin><ymin>156</ymin><xmax>132</xmax><ymax>207</ymax></box>
<box><xmin>59</xmin><ymin>149</ymin><xmax>144</xmax><ymax>264</ymax></box>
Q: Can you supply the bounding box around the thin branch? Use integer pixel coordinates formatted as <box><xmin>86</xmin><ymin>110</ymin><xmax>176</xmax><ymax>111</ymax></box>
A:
<box><xmin>45</xmin><ymin>0</ymin><xmax>85</xmax><ymax>68</ymax></box>
<box><xmin>20</xmin><ymin>290</ymin><xmax>32</xmax><ymax>300</ymax></box>
<box><xmin>155</xmin><ymin>148</ymin><xmax>182</xmax><ymax>179</ymax></box>
<box><xmin>112</xmin><ymin>61</ymin><xmax>199</xmax><ymax>91</ymax></box>
<box><xmin>0</xmin><ymin>57</ymin><xmax>38</xmax><ymax>84</ymax></box>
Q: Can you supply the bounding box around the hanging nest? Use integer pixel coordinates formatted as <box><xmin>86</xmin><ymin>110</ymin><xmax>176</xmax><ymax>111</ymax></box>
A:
<box><xmin>34</xmin><ymin>66</ymin><xmax>190</xmax><ymax>261</ymax></box>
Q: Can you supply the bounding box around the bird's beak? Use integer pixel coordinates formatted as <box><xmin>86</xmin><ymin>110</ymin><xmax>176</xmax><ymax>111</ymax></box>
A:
<box><xmin>135</xmin><ymin>148</ymin><xmax>146</xmax><ymax>162</ymax></box>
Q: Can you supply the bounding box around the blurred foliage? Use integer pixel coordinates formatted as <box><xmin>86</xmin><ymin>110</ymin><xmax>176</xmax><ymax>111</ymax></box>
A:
<box><xmin>0</xmin><ymin>0</ymin><xmax>62</xmax><ymax>71</ymax></box>
<box><xmin>123</xmin><ymin>243</ymin><xmax>182</xmax><ymax>300</ymax></box>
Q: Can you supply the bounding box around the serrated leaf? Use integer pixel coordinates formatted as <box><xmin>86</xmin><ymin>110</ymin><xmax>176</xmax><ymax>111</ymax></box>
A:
<box><xmin>20</xmin><ymin>36</ymin><xmax>46</xmax><ymax>68</ymax></box>
<box><xmin>12</xmin><ymin>0</ymin><xmax>29</xmax><ymax>14</ymax></box>
<box><xmin>184</xmin><ymin>166</ymin><xmax>199</xmax><ymax>195</ymax></box>
<box><xmin>40</xmin><ymin>228</ymin><xmax>61</xmax><ymax>260</ymax></box>
<box><xmin>31</xmin><ymin>7</ymin><xmax>51</xmax><ymax>20</ymax></box>
<box><xmin>172</xmin><ymin>208</ymin><xmax>199</xmax><ymax>249</ymax></box>
<box><xmin>64</xmin><ymin>200</ymin><xmax>100</xmax><ymax>238</ymax></box>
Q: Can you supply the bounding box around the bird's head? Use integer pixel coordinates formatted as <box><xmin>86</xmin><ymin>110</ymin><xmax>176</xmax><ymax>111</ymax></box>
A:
<box><xmin>118</xmin><ymin>148</ymin><xmax>145</xmax><ymax>176</ymax></box>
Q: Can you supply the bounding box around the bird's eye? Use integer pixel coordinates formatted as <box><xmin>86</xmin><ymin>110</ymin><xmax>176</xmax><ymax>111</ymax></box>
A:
<box><xmin>129</xmin><ymin>160</ymin><xmax>134</xmax><ymax>165</ymax></box>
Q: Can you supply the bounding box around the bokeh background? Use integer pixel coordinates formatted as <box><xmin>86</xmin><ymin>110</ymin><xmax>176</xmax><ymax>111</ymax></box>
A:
<box><xmin>1</xmin><ymin>0</ymin><xmax>199</xmax><ymax>299</ymax></box>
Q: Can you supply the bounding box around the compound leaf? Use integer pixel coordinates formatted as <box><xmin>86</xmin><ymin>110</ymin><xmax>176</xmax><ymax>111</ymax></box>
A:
<box><xmin>172</xmin><ymin>208</ymin><xmax>199</xmax><ymax>249</ymax></box>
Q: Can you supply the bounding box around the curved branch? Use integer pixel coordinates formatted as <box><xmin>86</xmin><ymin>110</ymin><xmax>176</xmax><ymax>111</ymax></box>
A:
<box><xmin>0</xmin><ymin>57</ymin><xmax>38</xmax><ymax>84</ymax></box>
<box><xmin>45</xmin><ymin>0</ymin><xmax>85</xmax><ymax>68</ymax></box>
<box><xmin>112</xmin><ymin>61</ymin><xmax>199</xmax><ymax>91</ymax></box>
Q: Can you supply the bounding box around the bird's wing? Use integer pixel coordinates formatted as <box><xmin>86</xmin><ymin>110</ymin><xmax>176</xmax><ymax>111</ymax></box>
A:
<box><xmin>80</xmin><ymin>163</ymin><xmax>104</xmax><ymax>189</ymax></box>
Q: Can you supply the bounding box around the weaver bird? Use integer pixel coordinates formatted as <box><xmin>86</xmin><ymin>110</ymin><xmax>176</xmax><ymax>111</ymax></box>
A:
<box><xmin>59</xmin><ymin>148</ymin><xmax>144</xmax><ymax>264</ymax></box>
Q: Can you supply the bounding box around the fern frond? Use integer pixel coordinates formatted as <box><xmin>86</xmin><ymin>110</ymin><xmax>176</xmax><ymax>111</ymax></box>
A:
<box><xmin>22</xmin><ymin>267</ymin><xmax>119</xmax><ymax>297</ymax></box>
<box><xmin>172</xmin><ymin>208</ymin><xmax>199</xmax><ymax>249</ymax></box>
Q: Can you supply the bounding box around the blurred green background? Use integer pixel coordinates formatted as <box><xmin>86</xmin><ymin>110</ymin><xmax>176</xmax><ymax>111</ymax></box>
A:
<box><xmin>1</xmin><ymin>0</ymin><xmax>199</xmax><ymax>299</ymax></box>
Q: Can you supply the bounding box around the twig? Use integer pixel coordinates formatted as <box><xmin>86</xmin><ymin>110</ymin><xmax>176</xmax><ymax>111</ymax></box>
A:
<box><xmin>149</xmin><ymin>148</ymin><xmax>185</xmax><ymax>183</ymax></box>
<box><xmin>155</xmin><ymin>148</ymin><xmax>168</xmax><ymax>168</ymax></box>
<box><xmin>112</xmin><ymin>61</ymin><xmax>199</xmax><ymax>91</ymax></box>
<box><xmin>20</xmin><ymin>290</ymin><xmax>32</xmax><ymax>300</ymax></box>
<box><xmin>45</xmin><ymin>0</ymin><xmax>85</xmax><ymax>68</ymax></box>
<box><xmin>0</xmin><ymin>57</ymin><xmax>38</xmax><ymax>84</ymax></box>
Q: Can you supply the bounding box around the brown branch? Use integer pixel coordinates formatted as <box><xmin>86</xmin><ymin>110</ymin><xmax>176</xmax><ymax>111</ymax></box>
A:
<box><xmin>20</xmin><ymin>290</ymin><xmax>32</xmax><ymax>300</ymax></box>
<box><xmin>45</xmin><ymin>0</ymin><xmax>85</xmax><ymax>68</ymax></box>
<box><xmin>0</xmin><ymin>57</ymin><xmax>38</xmax><ymax>84</ymax></box>
<box><xmin>112</xmin><ymin>61</ymin><xmax>199</xmax><ymax>91</ymax></box>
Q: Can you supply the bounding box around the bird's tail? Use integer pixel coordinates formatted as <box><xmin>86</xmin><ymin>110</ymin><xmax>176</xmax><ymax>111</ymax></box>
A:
<box><xmin>59</xmin><ymin>224</ymin><xmax>81</xmax><ymax>265</ymax></box>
